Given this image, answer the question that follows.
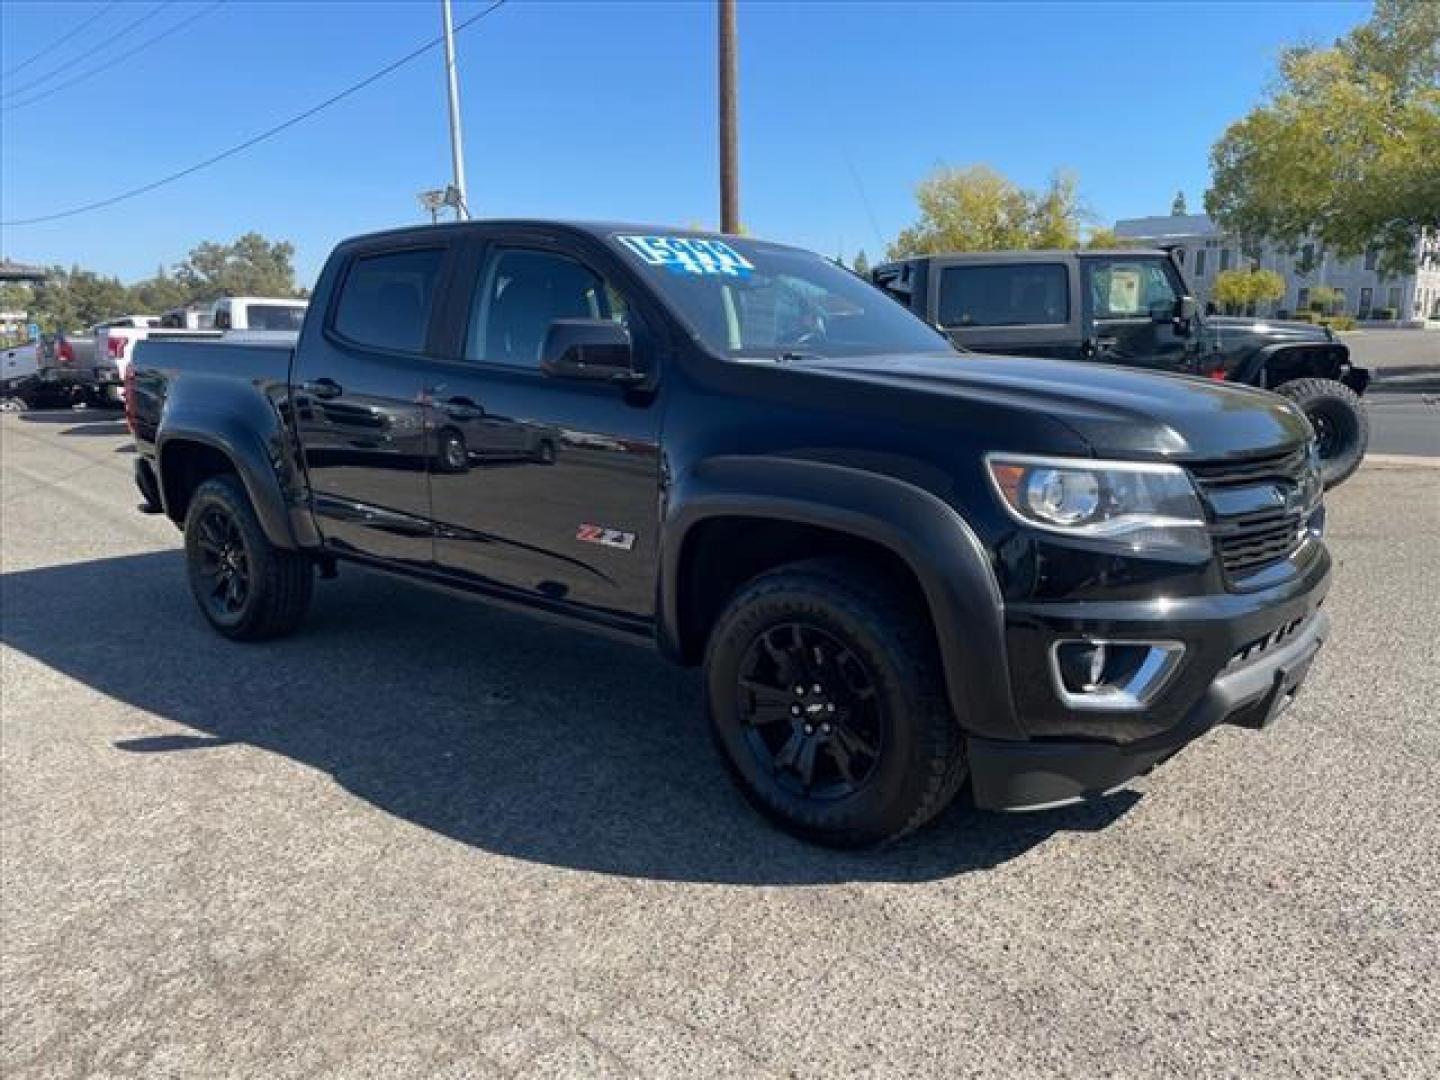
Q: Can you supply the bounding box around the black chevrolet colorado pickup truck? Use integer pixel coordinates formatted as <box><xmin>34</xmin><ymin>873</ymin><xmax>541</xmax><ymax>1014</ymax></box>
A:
<box><xmin>131</xmin><ymin>221</ymin><xmax>1332</xmax><ymax>848</ymax></box>
<box><xmin>873</xmin><ymin>250</ymin><xmax>1371</xmax><ymax>487</ymax></box>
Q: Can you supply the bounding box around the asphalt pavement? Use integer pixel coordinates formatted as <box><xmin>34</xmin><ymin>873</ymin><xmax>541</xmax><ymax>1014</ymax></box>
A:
<box><xmin>1341</xmin><ymin>329</ymin><xmax>1439</xmax><ymax>458</ymax></box>
<box><xmin>2</xmin><ymin>410</ymin><xmax>1438</xmax><ymax>1078</ymax></box>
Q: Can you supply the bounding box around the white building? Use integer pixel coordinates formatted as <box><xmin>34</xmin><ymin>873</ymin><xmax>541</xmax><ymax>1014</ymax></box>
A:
<box><xmin>1113</xmin><ymin>213</ymin><xmax>1440</xmax><ymax>325</ymax></box>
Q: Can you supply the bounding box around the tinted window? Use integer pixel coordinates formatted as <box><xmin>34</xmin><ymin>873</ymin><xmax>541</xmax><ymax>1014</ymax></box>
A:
<box><xmin>468</xmin><ymin>249</ymin><xmax>629</xmax><ymax>368</ymax></box>
<box><xmin>334</xmin><ymin>248</ymin><xmax>443</xmax><ymax>352</ymax></box>
<box><xmin>249</xmin><ymin>304</ymin><xmax>307</xmax><ymax>331</ymax></box>
<box><xmin>938</xmin><ymin>264</ymin><xmax>1069</xmax><ymax>328</ymax></box>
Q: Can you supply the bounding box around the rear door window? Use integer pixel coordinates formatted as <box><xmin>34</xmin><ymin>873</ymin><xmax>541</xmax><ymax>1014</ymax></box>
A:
<box><xmin>938</xmin><ymin>264</ymin><xmax>1069</xmax><ymax>327</ymax></box>
<box><xmin>333</xmin><ymin>248</ymin><xmax>444</xmax><ymax>353</ymax></box>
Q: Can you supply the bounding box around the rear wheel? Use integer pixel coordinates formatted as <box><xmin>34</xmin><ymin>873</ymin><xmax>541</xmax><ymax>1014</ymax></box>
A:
<box><xmin>704</xmin><ymin>558</ymin><xmax>966</xmax><ymax>848</ymax></box>
<box><xmin>184</xmin><ymin>475</ymin><xmax>313</xmax><ymax>640</ymax></box>
<box><xmin>1276</xmin><ymin>377</ymin><xmax>1368</xmax><ymax>489</ymax></box>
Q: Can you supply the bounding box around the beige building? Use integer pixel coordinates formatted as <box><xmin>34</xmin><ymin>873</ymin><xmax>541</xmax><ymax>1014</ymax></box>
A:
<box><xmin>1114</xmin><ymin>214</ymin><xmax>1440</xmax><ymax>326</ymax></box>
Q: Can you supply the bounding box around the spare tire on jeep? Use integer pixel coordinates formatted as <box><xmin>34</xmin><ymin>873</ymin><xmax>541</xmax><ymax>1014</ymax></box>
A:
<box><xmin>1275</xmin><ymin>377</ymin><xmax>1368</xmax><ymax>489</ymax></box>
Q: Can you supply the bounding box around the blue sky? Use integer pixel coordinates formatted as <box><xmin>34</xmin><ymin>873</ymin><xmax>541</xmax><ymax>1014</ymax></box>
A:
<box><xmin>2</xmin><ymin>0</ymin><xmax>1370</xmax><ymax>286</ymax></box>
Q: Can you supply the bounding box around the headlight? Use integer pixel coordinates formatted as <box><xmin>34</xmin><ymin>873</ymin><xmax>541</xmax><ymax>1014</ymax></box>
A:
<box><xmin>986</xmin><ymin>454</ymin><xmax>1211</xmax><ymax>559</ymax></box>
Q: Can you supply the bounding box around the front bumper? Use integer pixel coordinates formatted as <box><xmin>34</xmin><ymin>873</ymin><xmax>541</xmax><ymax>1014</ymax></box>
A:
<box><xmin>968</xmin><ymin>541</ymin><xmax>1331</xmax><ymax>811</ymax></box>
<box><xmin>969</xmin><ymin>608</ymin><xmax>1328</xmax><ymax>810</ymax></box>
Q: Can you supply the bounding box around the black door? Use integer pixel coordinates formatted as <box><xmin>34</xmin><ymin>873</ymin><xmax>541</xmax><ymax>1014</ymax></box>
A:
<box><xmin>427</xmin><ymin>241</ymin><xmax>662</xmax><ymax>624</ymax></box>
<box><xmin>1080</xmin><ymin>255</ymin><xmax>1194</xmax><ymax>372</ymax></box>
<box><xmin>292</xmin><ymin>244</ymin><xmax>449</xmax><ymax>568</ymax></box>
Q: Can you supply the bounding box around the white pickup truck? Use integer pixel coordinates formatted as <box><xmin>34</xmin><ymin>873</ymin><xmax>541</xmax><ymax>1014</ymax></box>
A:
<box><xmin>101</xmin><ymin>297</ymin><xmax>308</xmax><ymax>392</ymax></box>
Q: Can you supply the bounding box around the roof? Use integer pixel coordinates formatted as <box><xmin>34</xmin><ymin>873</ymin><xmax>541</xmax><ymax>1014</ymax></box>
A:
<box><xmin>1114</xmin><ymin>213</ymin><xmax>1219</xmax><ymax>241</ymax></box>
<box><xmin>337</xmin><ymin>218</ymin><xmax>806</xmax><ymax>256</ymax></box>
<box><xmin>0</xmin><ymin>258</ymin><xmax>49</xmax><ymax>283</ymax></box>
<box><xmin>876</xmin><ymin>248</ymin><xmax>1168</xmax><ymax>269</ymax></box>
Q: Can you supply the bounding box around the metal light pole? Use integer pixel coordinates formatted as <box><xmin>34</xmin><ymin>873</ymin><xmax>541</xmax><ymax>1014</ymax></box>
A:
<box><xmin>718</xmin><ymin>0</ymin><xmax>739</xmax><ymax>234</ymax></box>
<box><xmin>441</xmin><ymin>0</ymin><xmax>469</xmax><ymax>220</ymax></box>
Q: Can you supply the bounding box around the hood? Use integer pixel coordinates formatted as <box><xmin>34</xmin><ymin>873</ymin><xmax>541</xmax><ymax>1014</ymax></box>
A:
<box><xmin>1205</xmin><ymin>315</ymin><xmax>1332</xmax><ymax>343</ymax></box>
<box><xmin>789</xmin><ymin>352</ymin><xmax>1312</xmax><ymax>460</ymax></box>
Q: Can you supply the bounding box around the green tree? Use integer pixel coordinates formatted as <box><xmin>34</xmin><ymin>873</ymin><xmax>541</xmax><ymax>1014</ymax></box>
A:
<box><xmin>1308</xmin><ymin>285</ymin><xmax>1342</xmax><ymax>315</ymax></box>
<box><xmin>1085</xmin><ymin>227</ymin><xmax>1132</xmax><ymax>249</ymax></box>
<box><xmin>175</xmin><ymin>232</ymin><xmax>300</xmax><ymax>299</ymax></box>
<box><xmin>1171</xmin><ymin>190</ymin><xmax>1188</xmax><ymax>215</ymax></box>
<box><xmin>852</xmin><ymin>250</ymin><xmax>871</xmax><ymax>276</ymax></box>
<box><xmin>1213</xmin><ymin>268</ymin><xmax>1286</xmax><ymax>313</ymax></box>
<box><xmin>130</xmin><ymin>265</ymin><xmax>194</xmax><ymax>314</ymax></box>
<box><xmin>887</xmin><ymin>165</ymin><xmax>1086</xmax><ymax>257</ymax></box>
<box><xmin>1206</xmin><ymin>0</ymin><xmax>1440</xmax><ymax>277</ymax></box>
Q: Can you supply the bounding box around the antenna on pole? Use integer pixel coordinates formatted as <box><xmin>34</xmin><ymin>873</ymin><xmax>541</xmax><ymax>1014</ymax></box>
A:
<box><xmin>718</xmin><ymin>0</ymin><xmax>739</xmax><ymax>234</ymax></box>
<box><xmin>441</xmin><ymin>0</ymin><xmax>469</xmax><ymax>220</ymax></box>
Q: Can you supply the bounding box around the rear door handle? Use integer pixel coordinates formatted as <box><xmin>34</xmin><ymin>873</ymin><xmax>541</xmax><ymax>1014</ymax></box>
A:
<box><xmin>300</xmin><ymin>378</ymin><xmax>342</xmax><ymax>400</ymax></box>
<box><xmin>442</xmin><ymin>395</ymin><xmax>484</xmax><ymax>420</ymax></box>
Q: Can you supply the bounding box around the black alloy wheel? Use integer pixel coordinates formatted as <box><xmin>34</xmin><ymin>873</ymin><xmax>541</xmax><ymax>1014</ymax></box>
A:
<box><xmin>738</xmin><ymin>622</ymin><xmax>885</xmax><ymax>799</ymax></box>
<box><xmin>193</xmin><ymin>505</ymin><xmax>252</xmax><ymax>620</ymax></box>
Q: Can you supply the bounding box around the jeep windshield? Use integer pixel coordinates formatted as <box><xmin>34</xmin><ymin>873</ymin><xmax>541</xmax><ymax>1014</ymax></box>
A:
<box><xmin>611</xmin><ymin>233</ymin><xmax>953</xmax><ymax>360</ymax></box>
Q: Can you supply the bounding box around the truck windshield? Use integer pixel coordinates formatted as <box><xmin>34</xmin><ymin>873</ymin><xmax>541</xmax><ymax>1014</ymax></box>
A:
<box><xmin>610</xmin><ymin>233</ymin><xmax>952</xmax><ymax>359</ymax></box>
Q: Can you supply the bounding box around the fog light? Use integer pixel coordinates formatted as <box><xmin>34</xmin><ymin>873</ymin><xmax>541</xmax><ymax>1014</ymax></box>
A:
<box><xmin>1050</xmin><ymin>640</ymin><xmax>1184</xmax><ymax>711</ymax></box>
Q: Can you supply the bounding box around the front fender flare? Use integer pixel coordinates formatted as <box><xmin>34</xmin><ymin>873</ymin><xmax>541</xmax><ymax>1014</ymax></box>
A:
<box><xmin>1236</xmin><ymin>341</ymin><xmax>1351</xmax><ymax>388</ymax></box>
<box><xmin>660</xmin><ymin>455</ymin><xmax>1021</xmax><ymax>740</ymax></box>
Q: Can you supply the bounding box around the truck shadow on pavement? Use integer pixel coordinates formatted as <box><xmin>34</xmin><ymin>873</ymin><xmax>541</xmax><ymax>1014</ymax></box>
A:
<box><xmin>1</xmin><ymin>551</ymin><xmax>1135</xmax><ymax>885</ymax></box>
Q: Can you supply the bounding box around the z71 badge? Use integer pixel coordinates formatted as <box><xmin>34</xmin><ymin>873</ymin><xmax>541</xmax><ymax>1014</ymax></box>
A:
<box><xmin>576</xmin><ymin>523</ymin><xmax>636</xmax><ymax>551</ymax></box>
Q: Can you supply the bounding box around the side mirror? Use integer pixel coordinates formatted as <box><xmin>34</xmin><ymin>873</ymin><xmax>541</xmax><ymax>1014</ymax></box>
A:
<box><xmin>1204</xmin><ymin>300</ymin><xmax>1218</xmax><ymax>317</ymax></box>
<box><xmin>539</xmin><ymin>319</ymin><xmax>638</xmax><ymax>384</ymax></box>
<box><xmin>1170</xmin><ymin>295</ymin><xmax>1199</xmax><ymax>337</ymax></box>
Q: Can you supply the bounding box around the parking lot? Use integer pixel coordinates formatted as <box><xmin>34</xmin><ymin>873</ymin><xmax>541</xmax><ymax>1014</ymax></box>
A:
<box><xmin>1344</xmin><ymin>330</ymin><xmax>1440</xmax><ymax>458</ymax></box>
<box><xmin>2</xmin><ymin>410</ymin><xmax>1437</xmax><ymax>1078</ymax></box>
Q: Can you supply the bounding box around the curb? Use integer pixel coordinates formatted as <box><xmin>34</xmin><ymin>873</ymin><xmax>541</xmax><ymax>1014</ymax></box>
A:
<box><xmin>1364</xmin><ymin>454</ymin><xmax>1440</xmax><ymax>470</ymax></box>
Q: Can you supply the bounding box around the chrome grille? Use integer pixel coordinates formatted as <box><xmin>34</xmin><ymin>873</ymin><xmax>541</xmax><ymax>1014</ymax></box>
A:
<box><xmin>1189</xmin><ymin>447</ymin><xmax>1314</xmax><ymax>579</ymax></box>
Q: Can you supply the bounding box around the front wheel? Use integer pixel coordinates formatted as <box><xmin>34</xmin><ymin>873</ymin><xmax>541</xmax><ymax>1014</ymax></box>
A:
<box><xmin>184</xmin><ymin>474</ymin><xmax>313</xmax><ymax>641</ymax></box>
<box><xmin>1276</xmin><ymin>377</ymin><xmax>1369</xmax><ymax>489</ymax></box>
<box><xmin>704</xmin><ymin>558</ymin><xmax>967</xmax><ymax>848</ymax></box>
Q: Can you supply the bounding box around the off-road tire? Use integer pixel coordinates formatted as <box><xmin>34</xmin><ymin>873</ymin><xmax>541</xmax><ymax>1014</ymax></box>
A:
<box><xmin>704</xmin><ymin>557</ymin><xmax>967</xmax><ymax>848</ymax></box>
<box><xmin>184</xmin><ymin>474</ymin><xmax>313</xmax><ymax>641</ymax></box>
<box><xmin>1276</xmin><ymin>377</ymin><xmax>1368</xmax><ymax>489</ymax></box>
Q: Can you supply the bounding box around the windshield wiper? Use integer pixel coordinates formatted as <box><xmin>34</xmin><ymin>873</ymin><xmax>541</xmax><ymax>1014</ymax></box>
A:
<box><xmin>776</xmin><ymin>350</ymin><xmax>822</xmax><ymax>364</ymax></box>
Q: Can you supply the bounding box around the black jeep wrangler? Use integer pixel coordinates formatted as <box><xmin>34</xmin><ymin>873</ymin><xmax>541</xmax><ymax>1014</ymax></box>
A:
<box><xmin>873</xmin><ymin>250</ymin><xmax>1370</xmax><ymax>487</ymax></box>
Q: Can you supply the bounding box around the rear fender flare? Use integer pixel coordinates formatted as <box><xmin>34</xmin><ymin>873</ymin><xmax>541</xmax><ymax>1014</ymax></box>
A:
<box><xmin>661</xmin><ymin>455</ymin><xmax>1021</xmax><ymax>739</ymax></box>
<box><xmin>156</xmin><ymin>418</ymin><xmax>302</xmax><ymax>550</ymax></box>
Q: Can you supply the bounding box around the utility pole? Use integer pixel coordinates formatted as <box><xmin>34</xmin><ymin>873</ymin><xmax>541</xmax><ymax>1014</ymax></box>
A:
<box><xmin>441</xmin><ymin>0</ymin><xmax>469</xmax><ymax>220</ymax></box>
<box><xmin>718</xmin><ymin>0</ymin><xmax>739</xmax><ymax>234</ymax></box>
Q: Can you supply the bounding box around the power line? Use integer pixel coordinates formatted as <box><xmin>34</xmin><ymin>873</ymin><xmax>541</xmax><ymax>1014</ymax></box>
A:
<box><xmin>1</xmin><ymin>2</ymin><xmax>171</xmax><ymax>101</ymax></box>
<box><xmin>4</xmin><ymin>2</ymin><xmax>226</xmax><ymax>113</ymax></box>
<box><xmin>0</xmin><ymin>1</ymin><xmax>119</xmax><ymax>81</ymax></box>
<box><xmin>2</xmin><ymin>0</ymin><xmax>509</xmax><ymax>228</ymax></box>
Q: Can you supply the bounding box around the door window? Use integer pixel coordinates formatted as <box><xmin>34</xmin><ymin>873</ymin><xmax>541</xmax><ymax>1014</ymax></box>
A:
<box><xmin>468</xmin><ymin>249</ymin><xmax>630</xmax><ymax>368</ymax></box>
<box><xmin>937</xmin><ymin>264</ymin><xmax>1068</xmax><ymax>327</ymax></box>
<box><xmin>333</xmin><ymin>248</ymin><xmax>444</xmax><ymax>353</ymax></box>
<box><xmin>1087</xmin><ymin>259</ymin><xmax>1180</xmax><ymax>320</ymax></box>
